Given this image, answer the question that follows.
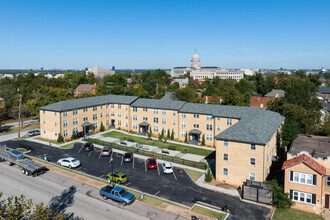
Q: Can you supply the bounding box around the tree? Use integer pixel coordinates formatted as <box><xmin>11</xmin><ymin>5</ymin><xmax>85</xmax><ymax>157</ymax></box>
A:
<box><xmin>267</xmin><ymin>179</ymin><xmax>294</xmax><ymax>209</ymax></box>
<box><xmin>148</xmin><ymin>126</ymin><xmax>152</xmax><ymax>140</ymax></box>
<box><xmin>70</xmin><ymin>129</ymin><xmax>77</xmax><ymax>140</ymax></box>
<box><xmin>205</xmin><ymin>168</ymin><xmax>213</xmax><ymax>182</ymax></box>
<box><xmin>57</xmin><ymin>133</ymin><xmax>63</xmax><ymax>143</ymax></box>
<box><xmin>201</xmin><ymin>134</ymin><xmax>205</xmax><ymax>146</ymax></box>
<box><xmin>184</xmin><ymin>133</ymin><xmax>188</xmax><ymax>143</ymax></box>
<box><xmin>170</xmin><ymin>129</ymin><xmax>174</xmax><ymax>140</ymax></box>
<box><xmin>99</xmin><ymin>122</ymin><xmax>105</xmax><ymax>132</ymax></box>
<box><xmin>159</xmin><ymin>129</ymin><xmax>164</xmax><ymax>141</ymax></box>
<box><xmin>0</xmin><ymin>192</ymin><xmax>66</xmax><ymax>219</ymax></box>
<box><xmin>167</xmin><ymin>129</ymin><xmax>170</xmax><ymax>139</ymax></box>
<box><xmin>281</xmin><ymin>120</ymin><xmax>300</xmax><ymax>149</ymax></box>
<box><xmin>174</xmin><ymin>87</ymin><xmax>200</xmax><ymax>103</ymax></box>
<box><xmin>321</xmin><ymin>114</ymin><xmax>330</xmax><ymax>136</ymax></box>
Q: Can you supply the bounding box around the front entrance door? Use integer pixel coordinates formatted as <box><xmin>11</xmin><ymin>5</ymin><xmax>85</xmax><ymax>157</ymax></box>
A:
<box><xmin>326</xmin><ymin>194</ymin><xmax>330</xmax><ymax>209</ymax></box>
<box><xmin>111</xmin><ymin>120</ymin><xmax>115</xmax><ymax>126</ymax></box>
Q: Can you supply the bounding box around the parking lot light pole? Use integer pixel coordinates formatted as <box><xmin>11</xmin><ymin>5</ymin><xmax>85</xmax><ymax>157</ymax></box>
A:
<box><xmin>110</xmin><ymin>157</ymin><xmax>113</xmax><ymax>174</ymax></box>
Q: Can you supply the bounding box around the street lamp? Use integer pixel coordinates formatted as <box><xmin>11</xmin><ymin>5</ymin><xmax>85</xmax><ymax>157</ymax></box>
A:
<box><xmin>110</xmin><ymin>157</ymin><xmax>114</xmax><ymax>174</ymax></box>
<box><xmin>17</xmin><ymin>89</ymin><xmax>22</xmax><ymax>139</ymax></box>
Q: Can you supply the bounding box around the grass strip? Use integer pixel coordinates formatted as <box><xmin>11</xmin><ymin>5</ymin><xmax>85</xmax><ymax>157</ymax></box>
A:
<box><xmin>185</xmin><ymin>168</ymin><xmax>204</xmax><ymax>182</ymax></box>
<box><xmin>273</xmin><ymin>208</ymin><xmax>323</xmax><ymax>220</ymax></box>
<box><xmin>191</xmin><ymin>205</ymin><xmax>227</xmax><ymax>219</ymax></box>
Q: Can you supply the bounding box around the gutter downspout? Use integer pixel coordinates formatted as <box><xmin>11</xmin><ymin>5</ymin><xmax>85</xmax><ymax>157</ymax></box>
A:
<box><xmin>59</xmin><ymin>112</ymin><xmax>62</xmax><ymax>137</ymax></box>
<box><xmin>321</xmin><ymin>175</ymin><xmax>324</xmax><ymax>214</ymax></box>
<box><xmin>263</xmin><ymin>144</ymin><xmax>265</xmax><ymax>181</ymax></box>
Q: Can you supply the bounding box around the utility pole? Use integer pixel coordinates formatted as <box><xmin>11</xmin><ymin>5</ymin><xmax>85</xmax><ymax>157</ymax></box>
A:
<box><xmin>18</xmin><ymin>94</ymin><xmax>22</xmax><ymax>139</ymax></box>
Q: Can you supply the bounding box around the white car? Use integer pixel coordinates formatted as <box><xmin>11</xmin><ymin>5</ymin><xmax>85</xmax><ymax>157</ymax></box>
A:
<box><xmin>162</xmin><ymin>162</ymin><xmax>173</xmax><ymax>174</ymax></box>
<box><xmin>57</xmin><ymin>157</ymin><xmax>81</xmax><ymax>168</ymax></box>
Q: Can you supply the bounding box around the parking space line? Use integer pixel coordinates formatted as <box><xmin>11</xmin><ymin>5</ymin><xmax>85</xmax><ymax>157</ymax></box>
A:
<box><xmin>154</xmin><ymin>191</ymin><xmax>160</xmax><ymax>196</ymax></box>
<box><xmin>173</xmin><ymin>171</ymin><xmax>177</xmax><ymax>181</ymax></box>
<box><xmin>121</xmin><ymin>155</ymin><xmax>123</xmax><ymax>166</ymax></box>
<box><xmin>98</xmin><ymin>174</ymin><xmax>105</xmax><ymax>178</ymax></box>
<box><xmin>109</xmin><ymin>152</ymin><xmax>113</xmax><ymax>162</ymax></box>
<box><xmin>75</xmin><ymin>167</ymin><xmax>81</xmax><ymax>171</ymax></box>
<box><xmin>132</xmin><ymin>156</ymin><xmax>135</xmax><ymax>169</ymax></box>
<box><xmin>88</xmin><ymin>151</ymin><xmax>92</xmax><ymax>157</ymax></box>
<box><xmin>157</xmin><ymin>163</ymin><xmax>160</xmax><ymax>176</ymax></box>
<box><xmin>145</xmin><ymin>160</ymin><xmax>147</xmax><ymax>173</ymax></box>
<box><xmin>98</xmin><ymin>150</ymin><xmax>102</xmax><ymax>159</ymax></box>
<box><xmin>125</xmin><ymin>182</ymin><xmax>131</xmax><ymax>186</ymax></box>
<box><xmin>78</xmin><ymin>146</ymin><xmax>83</xmax><ymax>154</ymax></box>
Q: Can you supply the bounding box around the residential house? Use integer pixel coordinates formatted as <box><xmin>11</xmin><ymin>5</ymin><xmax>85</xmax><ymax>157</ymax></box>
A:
<box><xmin>319</xmin><ymin>87</ymin><xmax>330</xmax><ymax>103</ymax></box>
<box><xmin>250</xmin><ymin>96</ymin><xmax>276</xmax><ymax>108</ymax></box>
<box><xmin>74</xmin><ymin>83</ymin><xmax>97</xmax><ymax>98</ymax></box>
<box><xmin>265</xmin><ymin>89</ymin><xmax>285</xmax><ymax>98</ymax></box>
<box><xmin>282</xmin><ymin>135</ymin><xmax>330</xmax><ymax>214</ymax></box>
<box><xmin>202</xmin><ymin>96</ymin><xmax>223</xmax><ymax>104</ymax></box>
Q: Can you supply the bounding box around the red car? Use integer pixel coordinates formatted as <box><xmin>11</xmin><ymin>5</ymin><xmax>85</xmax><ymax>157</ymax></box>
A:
<box><xmin>147</xmin><ymin>158</ymin><xmax>157</xmax><ymax>169</ymax></box>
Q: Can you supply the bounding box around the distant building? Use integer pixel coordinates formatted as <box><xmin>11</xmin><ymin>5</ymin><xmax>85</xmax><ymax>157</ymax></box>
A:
<box><xmin>86</xmin><ymin>67</ymin><xmax>115</xmax><ymax>78</ymax></box>
<box><xmin>282</xmin><ymin>135</ymin><xmax>330</xmax><ymax>215</ymax></box>
<box><xmin>240</xmin><ymin>69</ymin><xmax>259</xmax><ymax>76</ymax></box>
<box><xmin>250</xmin><ymin>96</ymin><xmax>276</xmax><ymax>108</ymax></box>
<box><xmin>319</xmin><ymin>86</ymin><xmax>330</xmax><ymax>102</ymax></box>
<box><xmin>54</xmin><ymin>74</ymin><xmax>65</xmax><ymax>79</ymax></box>
<box><xmin>0</xmin><ymin>97</ymin><xmax>5</xmax><ymax>114</ymax></box>
<box><xmin>74</xmin><ymin>83</ymin><xmax>97</xmax><ymax>97</ymax></box>
<box><xmin>171</xmin><ymin>78</ymin><xmax>189</xmax><ymax>88</ymax></box>
<box><xmin>171</xmin><ymin>51</ymin><xmax>244</xmax><ymax>81</ymax></box>
<box><xmin>202</xmin><ymin>95</ymin><xmax>223</xmax><ymax>104</ymax></box>
<box><xmin>265</xmin><ymin>89</ymin><xmax>285</xmax><ymax>98</ymax></box>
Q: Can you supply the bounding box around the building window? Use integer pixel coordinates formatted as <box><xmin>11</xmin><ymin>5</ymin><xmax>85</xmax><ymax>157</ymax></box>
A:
<box><xmin>162</xmin><ymin>118</ymin><xmax>166</xmax><ymax>124</ymax></box>
<box><xmin>181</xmin><ymin>113</ymin><xmax>186</xmax><ymax>118</ymax></box>
<box><xmin>106</xmin><ymin>120</ymin><xmax>109</xmax><ymax>125</ymax></box>
<box><xmin>133</xmin><ymin>115</ymin><xmax>138</xmax><ymax>121</ymax></box>
<box><xmin>292</xmin><ymin>190</ymin><xmax>314</xmax><ymax>204</ymax></box>
<box><xmin>54</xmin><ymin>120</ymin><xmax>57</xmax><ymax>126</ymax></box>
<box><xmin>125</xmin><ymin>106</ymin><xmax>128</xmax><ymax>110</ymax></box>
<box><xmin>181</xmin><ymin>121</ymin><xmax>186</xmax><ymax>128</ymax></box>
<box><xmin>223</xmin><ymin>168</ymin><xmax>228</xmax><ymax>176</ymax></box>
<box><xmin>133</xmin><ymin>124</ymin><xmax>137</xmax><ymax>129</ymax></box>
<box><xmin>83</xmin><ymin>117</ymin><xmax>88</xmax><ymax>121</ymax></box>
<box><xmin>172</xmin><ymin>120</ymin><xmax>176</xmax><ymax>125</ymax></box>
<box><xmin>251</xmin><ymin>144</ymin><xmax>256</xmax><ymax>150</ymax></box>
<box><xmin>249</xmin><ymin>173</ymin><xmax>256</xmax><ymax>181</ymax></box>
<box><xmin>153</xmin><ymin>126</ymin><xmax>159</xmax><ymax>132</ymax></box>
<box><xmin>173</xmin><ymin>129</ymin><xmax>176</xmax><ymax>135</ymax></box>
<box><xmin>118</xmin><ymin>112</ymin><xmax>121</xmax><ymax>117</ymax></box>
<box><xmin>173</xmin><ymin>111</ymin><xmax>176</xmax><ymax>116</ymax></box>
<box><xmin>217</xmin><ymin>117</ymin><xmax>220</xmax><ymax>120</ymax></box>
<box><xmin>43</xmin><ymin>110</ymin><xmax>45</xmax><ymax>114</ymax></box>
<box><xmin>43</xmin><ymin>129</ymin><xmax>46</xmax><ymax>134</ymax></box>
<box><xmin>64</xmin><ymin>130</ymin><xmax>68</xmax><ymax>137</ymax></box>
<box><xmin>206</xmin><ymin>134</ymin><xmax>212</xmax><ymax>141</ymax></box>
<box><xmin>125</xmin><ymin>123</ymin><xmax>128</xmax><ymax>128</ymax></box>
<box><xmin>292</xmin><ymin>172</ymin><xmax>315</xmax><ymax>185</ymax></box>
<box><xmin>43</xmin><ymin>119</ymin><xmax>45</xmax><ymax>124</ymax></box>
<box><xmin>206</xmin><ymin>124</ymin><xmax>213</xmax><ymax>131</ymax></box>
<box><xmin>100</xmin><ymin>105</ymin><xmax>103</xmax><ymax>109</ymax></box>
<box><xmin>153</xmin><ymin>117</ymin><xmax>159</xmax><ymax>123</ymax></box>
<box><xmin>206</xmin><ymin>115</ymin><xmax>212</xmax><ymax>120</ymax></box>
<box><xmin>94</xmin><ymin>123</ymin><xmax>98</xmax><ymax>129</ymax></box>
<box><xmin>227</xmin><ymin>118</ymin><xmax>232</xmax><ymax>125</ymax></box>
<box><xmin>133</xmin><ymin>107</ymin><xmax>137</xmax><ymax>112</ymax></box>
<box><xmin>162</xmin><ymin>127</ymin><xmax>166</xmax><ymax>132</ymax></box>
<box><xmin>250</xmin><ymin>158</ymin><xmax>256</xmax><ymax>166</ymax></box>
<box><xmin>143</xmin><ymin>117</ymin><xmax>148</xmax><ymax>121</ymax></box>
<box><xmin>193</xmin><ymin>124</ymin><xmax>199</xmax><ymax>128</ymax></box>
<box><xmin>118</xmin><ymin>120</ymin><xmax>122</xmax><ymax>126</ymax></box>
<box><xmin>106</xmin><ymin>112</ymin><xmax>109</xmax><ymax>117</ymax></box>
<box><xmin>63</xmin><ymin>111</ymin><xmax>67</xmax><ymax>117</ymax></box>
<box><xmin>111</xmin><ymin>104</ymin><xmax>114</xmax><ymax>108</ymax></box>
<box><xmin>73</xmin><ymin>127</ymin><xmax>78</xmax><ymax>134</ymax></box>
<box><xmin>100</xmin><ymin>113</ymin><xmax>103</xmax><ymax>117</ymax></box>
<box><xmin>55</xmin><ymin>131</ymin><xmax>57</xmax><ymax>136</ymax></box>
<box><xmin>63</xmin><ymin>120</ymin><xmax>68</xmax><ymax>127</ymax></box>
<box><xmin>193</xmin><ymin>114</ymin><xmax>199</xmax><ymax>118</ymax></box>
<box><xmin>111</xmin><ymin>111</ymin><xmax>115</xmax><ymax>116</ymax></box>
<box><xmin>118</xmin><ymin>104</ymin><xmax>121</xmax><ymax>109</ymax></box>
<box><xmin>83</xmin><ymin>108</ymin><xmax>88</xmax><ymax>112</ymax></box>
<box><xmin>125</xmin><ymin>114</ymin><xmax>128</xmax><ymax>119</ymax></box>
<box><xmin>181</xmin><ymin>131</ymin><xmax>186</xmax><ymax>138</ymax></box>
<box><xmin>73</xmin><ymin>109</ymin><xmax>78</xmax><ymax>115</ymax></box>
<box><xmin>93</xmin><ymin>114</ymin><xmax>97</xmax><ymax>120</ymax></box>
<box><xmin>223</xmin><ymin>154</ymin><xmax>228</xmax><ymax>161</ymax></box>
<box><xmin>106</xmin><ymin>104</ymin><xmax>109</xmax><ymax>109</ymax></box>
<box><xmin>54</xmin><ymin>112</ymin><xmax>57</xmax><ymax>116</ymax></box>
<box><xmin>143</xmin><ymin>108</ymin><xmax>148</xmax><ymax>112</ymax></box>
<box><xmin>162</xmin><ymin>110</ymin><xmax>166</xmax><ymax>115</ymax></box>
<box><xmin>224</xmin><ymin>140</ymin><xmax>228</xmax><ymax>147</ymax></box>
<box><xmin>93</xmin><ymin>106</ymin><xmax>97</xmax><ymax>111</ymax></box>
<box><xmin>326</xmin><ymin>176</ymin><xmax>330</xmax><ymax>186</ymax></box>
<box><xmin>73</xmin><ymin>118</ymin><xmax>78</xmax><ymax>125</ymax></box>
<box><xmin>217</xmin><ymin>126</ymin><xmax>221</xmax><ymax>131</ymax></box>
<box><xmin>153</xmin><ymin>109</ymin><xmax>159</xmax><ymax>114</ymax></box>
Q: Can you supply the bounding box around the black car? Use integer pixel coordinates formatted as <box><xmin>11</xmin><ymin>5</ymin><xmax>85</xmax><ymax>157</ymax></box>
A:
<box><xmin>123</xmin><ymin>153</ymin><xmax>133</xmax><ymax>162</ymax></box>
<box><xmin>82</xmin><ymin>143</ymin><xmax>94</xmax><ymax>151</ymax></box>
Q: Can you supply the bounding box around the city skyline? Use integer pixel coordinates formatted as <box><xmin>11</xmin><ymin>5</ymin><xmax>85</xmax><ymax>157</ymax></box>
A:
<box><xmin>0</xmin><ymin>0</ymin><xmax>329</xmax><ymax>69</ymax></box>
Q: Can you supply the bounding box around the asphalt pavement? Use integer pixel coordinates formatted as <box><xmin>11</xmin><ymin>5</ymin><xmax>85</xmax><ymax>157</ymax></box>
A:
<box><xmin>1</xmin><ymin>140</ymin><xmax>271</xmax><ymax>219</ymax></box>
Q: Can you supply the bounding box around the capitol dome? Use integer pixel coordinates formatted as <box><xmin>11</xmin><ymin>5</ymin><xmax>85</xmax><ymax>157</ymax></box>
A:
<box><xmin>191</xmin><ymin>51</ymin><xmax>201</xmax><ymax>69</ymax></box>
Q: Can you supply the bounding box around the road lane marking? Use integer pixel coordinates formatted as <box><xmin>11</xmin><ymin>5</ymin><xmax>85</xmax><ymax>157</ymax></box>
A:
<box><xmin>154</xmin><ymin>191</ymin><xmax>160</xmax><ymax>196</ymax></box>
<box><xmin>125</xmin><ymin>182</ymin><xmax>131</xmax><ymax>186</ymax></box>
<box><xmin>132</xmin><ymin>156</ymin><xmax>134</xmax><ymax>169</ymax></box>
<box><xmin>109</xmin><ymin>152</ymin><xmax>113</xmax><ymax>162</ymax></box>
<box><xmin>157</xmin><ymin>163</ymin><xmax>160</xmax><ymax>176</ymax></box>
<box><xmin>145</xmin><ymin>160</ymin><xmax>147</xmax><ymax>173</ymax></box>
<box><xmin>173</xmin><ymin>171</ymin><xmax>177</xmax><ymax>181</ymax></box>
<box><xmin>88</xmin><ymin>151</ymin><xmax>92</xmax><ymax>157</ymax></box>
<box><xmin>98</xmin><ymin>150</ymin><xmax>102</xmax><ymax>159</ymax></box>
<box><xmin>78</xmin><ymin>146</ymin><xmax>83</xmax><ymax>154</ymax></box>
<box><xmin>121</xmin><ymin>155</ymin><xmax>123</xmax><ymax>166</ymax></box>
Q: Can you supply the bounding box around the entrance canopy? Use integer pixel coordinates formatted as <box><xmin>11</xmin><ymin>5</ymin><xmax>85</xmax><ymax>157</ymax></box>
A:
<box><xmin>189</xmin><ymin>129</ymin><xmax>202</xmax><ymax>135</ymax></box>
<box><xmin>139</xmin><ymin>122</ymin><xmax>150</xmax><ymax>126</ymax></box>
<box><xmin>82</xmin><ymin>122</ymin><xmax>92</xmax><ymax>127</ymax></box>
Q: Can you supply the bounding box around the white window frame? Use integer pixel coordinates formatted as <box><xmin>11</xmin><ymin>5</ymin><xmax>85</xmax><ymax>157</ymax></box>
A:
<box><xmin>223</xmin><ymin>168</ymin><xmax>228</xmax><ymax>176</ymax></box>
<box><xmin>173</xmin><ymin>111</ymin><xmax>176</xmax><ymax>116</ymax></box>
<box><xmin>162</xmin><ymin>118</ymin><xmax>166</xmax><ymax>124</ymax></box>
<box><xmin>143</xmin><ymin>108</ymin><xmax>148</xmax><ymax>112</ymax></box>
<box><xmin>181</xmin><ymin>113</ymin><xmax>186</xmax><ymax>118</ymax></box>
<box><xmin>206</xmin><ymin>115</ymin><xmax>212</xmax><ymax>121</ymax></box>
<box><xmin>223</xmin><ymin>154</ymin><xmax>228</xmax><ymax>161</ymax></box>
<box><xmin>292</xmin><ymin>190</ymin><xmax>313</xmax><ymax>204</ymax></box>
<box><xmin>153</xmin><ymin>126</ymin><xmax>159</xmax><ymax>132</ymax></box>
<box><xmin>73</xmin><ymin>109</ymin><xmax>78</xmax><ymax>115</ymax></box>
<box><xmin>193</xmin><ymin>114</ymin><xmax>199</xmax><ymax>118</ymax></box>
<box><xmin>217</xmin><ymin>125</ymin><xmax>221</xmax><ymax>131</ymax></box>
<box><xmin>250</xmin><ymin>158</ymin><xmax>256</xmax><ymax>166</ymax></box>
<box><xmin>162</xmin><ymin>110</ymin><xmax>166</xmax><ymax>115</ymax></box>
<box><xmin>153</xmin><ymin>117</ymin><xmax>159</xmax><ymax>123</ymax></box>
<box><xmin>133</xmin><ymin>115</ymin><xmax>138</xmax><ymax>121</ymax></box>
<box><xmin>143</xmin><ymin>117</ymin><xmax>148</xmax><ymax>121</ymax></box>
<box><xmin>291</xmin><ymin>171</ymin><xmax>314</xmax><ymax>186</ymax></box>
<box><xmin>153</xmin><ymin>109</ymin><xmax>159</xmax><ymax>114</ymax></box>
<box><xmin>251</xmin><ymin>144</ymin><xmax>256</xmax><ymax>150</ymax></box>
<box><xmin>249</xmin><ymin>173</ymin><xmax>256</xmax><ymax>181</ymax></box>
<box><xmin>133</xmin><ymin>107</ymin><xmax>137</xmax><ymax>112</ymax></box>
<box><xmin>181</xmin><ymin>121</ymin><xmax>186</xmax><ymax>128</ymax></box>
<box><xmin>223</xmin><ymin>140</ymin><xmax>228</xmax><ymax>147</ymax></box>
<box><xmin>193</xmin><ymin>124</ymin><xmax>199</xmax><ymax>128</ymax></box>
<box><xmin>227</xmin><ymin>118</ymin><xmax>232</xmax><ymax>125</ymax></box>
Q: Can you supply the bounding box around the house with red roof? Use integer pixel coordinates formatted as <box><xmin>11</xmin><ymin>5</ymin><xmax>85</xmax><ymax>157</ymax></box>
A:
<box><xmin>282</xmin><ymin>135</ymin><xmax>330</xmax><ymax>214</ymax></box>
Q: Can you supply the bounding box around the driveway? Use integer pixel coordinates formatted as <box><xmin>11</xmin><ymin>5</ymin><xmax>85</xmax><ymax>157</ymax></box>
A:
<box><xmin>1</xmin><ymin>140</ymin><xmax>271</xmax><ymax>220</ymax></box>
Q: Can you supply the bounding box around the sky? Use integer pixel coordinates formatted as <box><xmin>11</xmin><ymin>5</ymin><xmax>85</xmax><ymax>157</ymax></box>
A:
<box><xmin>0</xmin><ymin>0</ymin><xmax>329</xmax><ymax>69</ymax></box>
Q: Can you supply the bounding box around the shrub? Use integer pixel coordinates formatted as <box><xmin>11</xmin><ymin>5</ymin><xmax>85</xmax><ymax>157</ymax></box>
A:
<box><xmin>148</xmin><ymin>127</ymin><xmax>152</xmax><ymax>140</ymax></box>
<box><xmin>184</xmin><ymin>133</ymin><xmax>188</xmax><ymax>143</ymax></box>
<box><xmin>170</xmin><ymin>129</ymin><xmax>174</xmax><ymax>140</ymax></box>
<box><xmin>168</xmin><ymin>146</ymin><xmax>176</xmax><ymax>151</ymax></box>
<box><xmin>201</xmin><ymin>134</ymin><xmax>205</xmax><ymax>146</ymax></box>
<box><xmin>99</xmin><ymin>122</ymin><xmax>105</xmax><ymax>132</ymax></box>
<box><xmin>205</xmin><ymin>168</ymin><xmax>213</xmax><ymax>182</ymax></box>
<box><xmin>167</xmin><ymin>129</ymin><xmax>171</xmax><ymax>139</ymax></box>
<box><xmin>71</xmin><ymin>129</ymin><xmax>77</xmax><ymax>140</ymax></box>
<box><xmin>268</xmin><ymin>179</ymin><xmax>294</xmax><ymax>208</ymax></box>
<box><xmin>57</xmin><ymin>133</ymin><xmax>63</xmax><ymax>143</ymax></box>
<box><xmin>127</xmin><ymin>138</ymin><xmax>135</xmax><ymax>142</ymax></box>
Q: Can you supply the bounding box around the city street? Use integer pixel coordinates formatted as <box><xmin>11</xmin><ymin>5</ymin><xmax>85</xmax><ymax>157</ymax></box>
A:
<box><xmin>0</xmin><ymin>162</ymin><xmax>187</xmax><ymax>220</ymax></box>
<box><xmin>1</xmin><ymin>140</ymin><xmax>271</xmax><ymax>219</ymax></box>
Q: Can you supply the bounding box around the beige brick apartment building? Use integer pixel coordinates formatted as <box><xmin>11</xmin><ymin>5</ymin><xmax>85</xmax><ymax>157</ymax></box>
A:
<box><xmin>282</xmin><ymin>135</ymin><xmax>330</xmax><ymax>214</ymax></box>
<box><xmin>40</xmin><ymin>93</ymin><xmax>284</xmax><ymax>185</ymax></box>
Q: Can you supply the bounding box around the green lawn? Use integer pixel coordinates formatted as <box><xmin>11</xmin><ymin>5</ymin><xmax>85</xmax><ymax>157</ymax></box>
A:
<box><xmin>185</xmin><ymin>168</ymin><xmax>204</xmax><ymax>181</ymax></box>
<box><xmin>35</xmin><ymin>137</ymin><xmax>59</xmax><ymax>144</ymax></box>
<box><xmin>17</xmin><ymin>148</ymin><xmax>28</xmax><ymax>153</ymax></box>
<box><xmin>191</xmin><ymin>206</ymin><xmax>226</xmax><ymax>219</ymax></box>
<box><xmin>273</xmin><ymin>208</ymin><xmax>323</xmax><ymax>220</ymax></box>
<box><xmin>0</xmin><ymin>123</ymin><xmax>40</xmax><ymax>136</ymax></box>
<box><xmin>102</xmin><ymin>131</ymin><xmax>214</xmax><ymax>157</ymax></box>
<box><xmin>59</xmin><ymin>142</ymin><xmax>77</xmax><ymax>149</ymax></box>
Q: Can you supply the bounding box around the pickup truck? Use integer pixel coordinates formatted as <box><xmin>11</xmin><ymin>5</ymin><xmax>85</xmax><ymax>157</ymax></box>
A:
<box><xmin>99</xmin><ymin>185</ymin><xmax>135</xmax><ymax>206</ymax></box>
<box><xmin>0</xmin><ymin>145</ymin><xmax>46</xmax><ymax>176</ymax></box>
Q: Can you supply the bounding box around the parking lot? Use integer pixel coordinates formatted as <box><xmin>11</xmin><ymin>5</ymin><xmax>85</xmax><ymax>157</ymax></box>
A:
<box><xmin>0</xmin><ymin>140</ymin><xmax>271</xmax><ymax>219</ymax></box>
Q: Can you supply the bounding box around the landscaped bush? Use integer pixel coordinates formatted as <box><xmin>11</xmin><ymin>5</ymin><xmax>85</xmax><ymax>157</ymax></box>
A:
<box><xmin>268</xmin><ymin>179</ymin><xmax>294</xmax><ymax>209</ymax></box>
<box><xmin>168</xmin><ymin>146</ymin><xmax>176</xmax><ymax>151</ymax></box>
<box><xmin>205</xmin><ymin>168</ymin><xmax>213</xmax><ymax>182</ymax></box>
<box><xmin>99</xmin><ymin>122</ymin><xmax>105</xmax><ymax>132</ymax></box>
<box><xmin>57</xmin><ymin>133</ymin><xmax>63</xmax><ymax>143</ymax></box>
<box><xmin>127</xmin><ymin>138</ymin><xmax>135</xmax><ymax>142</ymax></box>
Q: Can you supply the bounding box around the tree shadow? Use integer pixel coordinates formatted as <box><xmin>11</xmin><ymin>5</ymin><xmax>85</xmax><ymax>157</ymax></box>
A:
<box><xmin>49</xmin><ymin>185</ymin><xmax>83</xmax><ymax>220</ymax></box>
